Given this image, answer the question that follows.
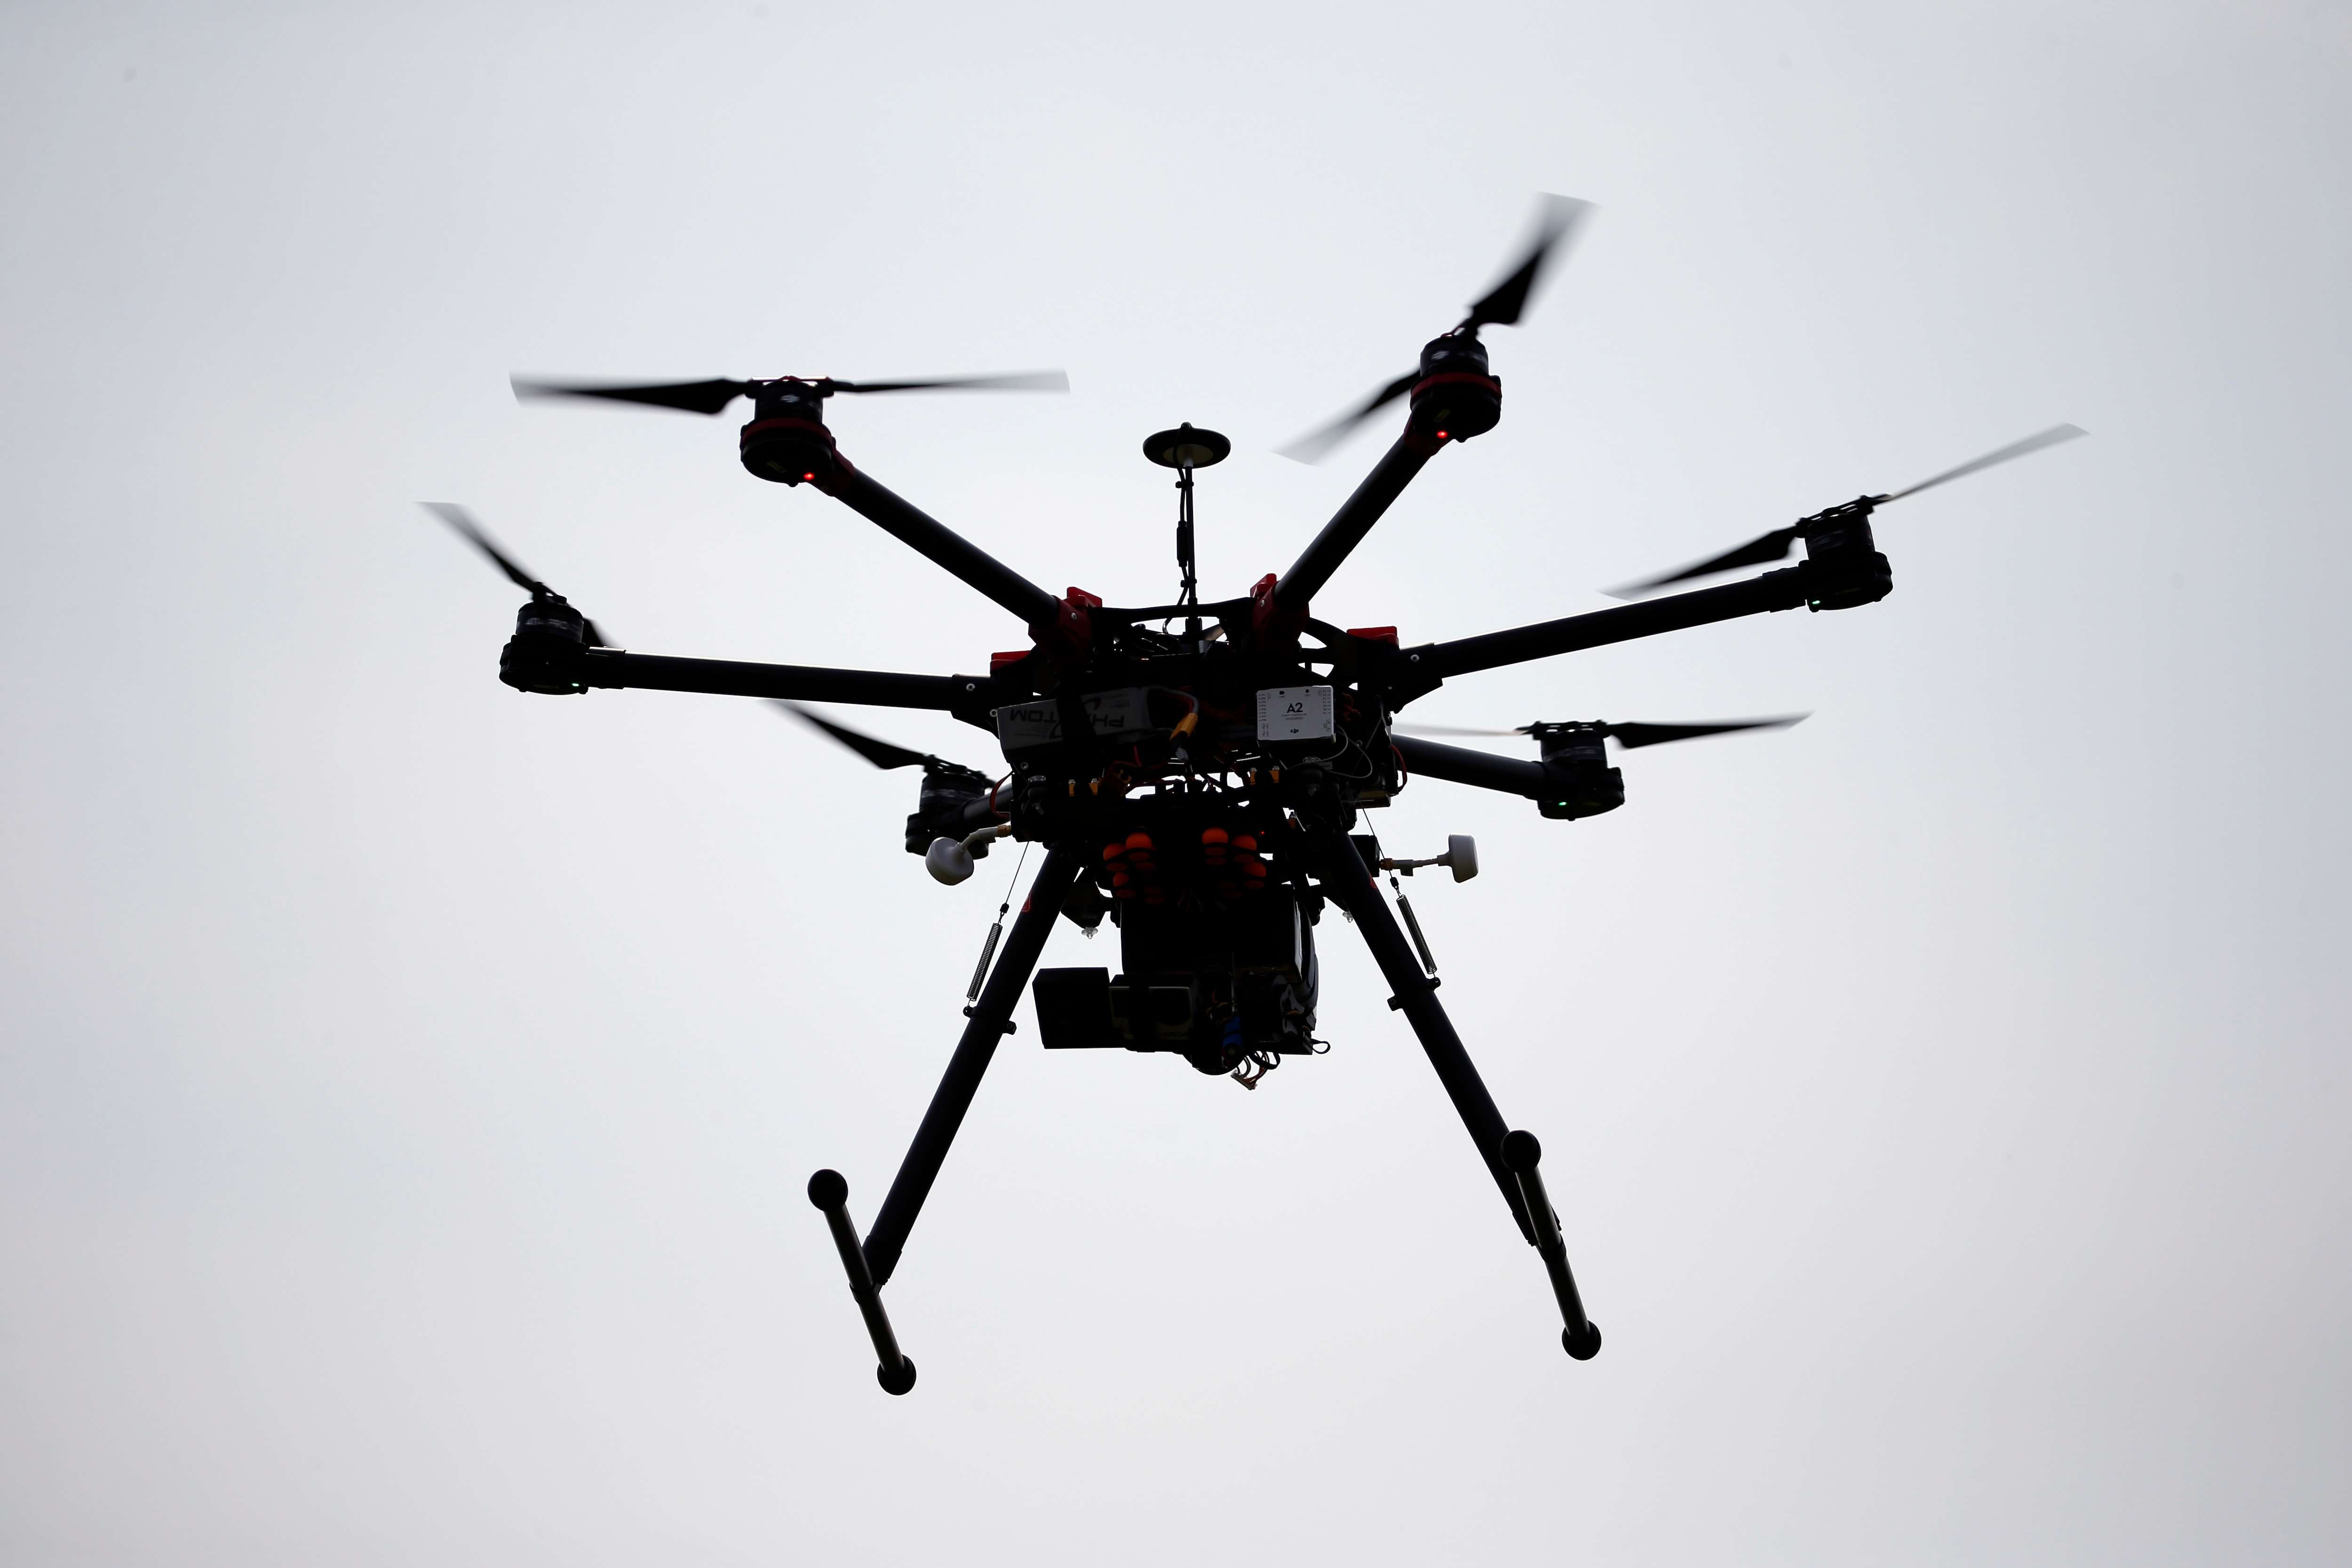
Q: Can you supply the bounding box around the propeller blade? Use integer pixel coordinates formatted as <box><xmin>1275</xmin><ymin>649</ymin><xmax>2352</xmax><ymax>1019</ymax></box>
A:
<box><xmin>421</xmin><ymin>503</ymin><xmax>609</xmax><ymax>647</ymax></box>
<box><xmin>829</xmin><ymin>370</ymin><xmax>1070</xmax><ymax>395</ymax></box>
<box><xmin>1604</xmin><ymin>425</ymin><xmax>2085</xmax><ymax>597</ymax></box>
<box><xmin>1277</xmin><ymin>368</ymin><xmax>1421</xmax><ymax>464</ymax></box>
<box><xmin>1461</xmin><ymin>193</ymin><xmax>1595</xmax><ymax>332</ymax></box>
<box><xmin>776</xmin><ymin>702</ymin><xmax>941</xmax><ymax>771</ymax></box>
<box><xmin>1399</xmin><ymin>715</ymin><xmax>1808</xmax><ymax>747</ymax></box>
<box><xmin>1880</xmin><ymin>423</ymin><xmax>2087</xmax><ymax>503</ymax></box>
<box><xmin>511</xmin><ymin>376</ymin><xmax>752</xmax><ymax>415</ymax></box>
<box><xmin>423</xmin><ymin>502</ymin><xmax>545</xmax><ymax>594</ymax></box>
<box><xmin>1604</xmin><ymin>525</ymin><xmax>1803</xmax><ymax>599</ymax></box>
<box><xmin>1280</xmin><ymin>194</ymin><xmax>1592</xmax><ymax>464</ymax></box>
<box><xmin>1605</xmin><ymin>715</ymin><xmax>1807</xmax><ymax>749</ymax></box>
<box><xmin>1393</xmin><ymin>723</ymin><xmax>1534</xmax><ymax>738</ymax></box>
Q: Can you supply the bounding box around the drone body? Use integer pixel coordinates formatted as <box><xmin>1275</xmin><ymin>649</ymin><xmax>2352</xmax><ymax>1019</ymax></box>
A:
<box><xmin>439</xmin><ymin>196</ymin><xmax>2082</xmax><ymax>1394</ymax></box>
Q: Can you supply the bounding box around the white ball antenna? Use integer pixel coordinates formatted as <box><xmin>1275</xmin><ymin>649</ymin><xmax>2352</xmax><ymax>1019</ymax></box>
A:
<box><xmin>1444</xmin><ymin>835</ymin><xmax>1479</xmax><ymax>882</ymax></box>
<box><xmin>926</xmin><ymin>822</ymin><xmax>1012</xmax><ymax>886</ymax></box>
<box><xmin>925</xmin><ymin>836</ymin><xmax>976</xmax><ymax>885</ymax></box>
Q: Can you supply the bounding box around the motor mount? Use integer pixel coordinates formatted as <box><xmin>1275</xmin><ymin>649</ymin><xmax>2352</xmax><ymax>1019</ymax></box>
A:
<box><xmin>1796</xmin><ymin>498</ymin><xmax>1894</xmax><ymax>611</ymax></box>
<box><xmin>1407</xmin><ymin>332</ymin><xmax>1502</xmax><ymax>446</ymax></box>
<box><xmin>1530</xmin><ymin>722</ymin><xmax>1625</xmax><ymax>820</ymax></box>
<box><xmin>739</xmin><ymin>380</ymin><xmax>842</xmax><ymax>485</ymax></box>
<box><xmin>904</xmin><ymin>762</ymin><xmax>1000</xmax><ymax>855</ymax></box>
<box><xmin>498</xmin><ymin>597</ymin><xmax>590</xmax><ymax>694</ymax></box>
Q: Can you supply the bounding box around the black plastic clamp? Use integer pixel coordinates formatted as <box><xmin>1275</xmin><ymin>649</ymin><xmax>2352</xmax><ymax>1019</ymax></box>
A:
<box><xmin>1384</xmin><ymin>978</ymin><xmax>1442</xmax><ymax>1009</ymax></box>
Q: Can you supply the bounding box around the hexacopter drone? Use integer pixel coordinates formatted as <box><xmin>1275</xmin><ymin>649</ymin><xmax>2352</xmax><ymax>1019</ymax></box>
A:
<box><xmin>432</xmin><ymin>195</ymin><xmax>2082</xmax><ymax>1393</ymax></box>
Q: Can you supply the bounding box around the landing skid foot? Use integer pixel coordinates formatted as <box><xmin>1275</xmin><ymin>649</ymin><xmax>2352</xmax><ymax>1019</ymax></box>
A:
<box><xmin>808</xmin><ymin>1170</ymin><xmax>918</xmax><ymax>1395</ymax></box>
<box><xmin>1502</xmin><ymin>1130</ymin><xmax>1601</xmax><ymax>1361</ymax></box>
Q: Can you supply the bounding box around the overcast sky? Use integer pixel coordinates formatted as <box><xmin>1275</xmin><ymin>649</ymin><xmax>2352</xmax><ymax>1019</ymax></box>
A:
<box><xmin>4</xmin><ymin>2</ymin><xmax>2347</xmax><ymax>1564</ymax></box>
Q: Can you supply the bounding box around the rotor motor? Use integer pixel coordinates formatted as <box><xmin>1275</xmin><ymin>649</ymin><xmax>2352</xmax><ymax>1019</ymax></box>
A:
<box><xmin>1532</xmin><ymin>723</ymin><xmax>1626</xmax><ymax>820</ymax></box>
<box><xmin>1407</xmin><ymin>332</ymin><xmax>1502</xmax><ymax>446</ymax></box>
<box><xmin>739</xmin><ymin>380</ymin><xmax>842</xmax><ymax>485</ymax></box>
<box><xmin>1796</xmin><ymin>500</ymin><xmax>1895</xmax><ymax>611</ymax></box>
<box><xmin>905</xmin><ymin>764</ymin><xmax>999</xmax><ymax>856</ymax></box>
<box><xmin>498</xmin><ymin>597</ymin><xmax>591</xmax><ymax>695</ymax></box>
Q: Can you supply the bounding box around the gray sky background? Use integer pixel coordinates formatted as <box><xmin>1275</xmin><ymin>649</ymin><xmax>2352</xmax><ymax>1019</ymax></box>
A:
<box><xmin>3</xmin><ymin>2</ymin><xmax>2347</xmax><ymax>1563</ymax></box>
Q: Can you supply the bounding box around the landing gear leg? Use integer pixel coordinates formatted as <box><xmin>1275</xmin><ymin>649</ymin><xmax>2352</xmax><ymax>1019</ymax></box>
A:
<box><xmin>810</xmin><ymin>843</ymin><xmax>1083</xmax><ymax>1393</ymax></box>
<box><xmin>1305</xmin><ymin>828</ymin><xmax>1601</xmax><ymax>1359</ymax></box>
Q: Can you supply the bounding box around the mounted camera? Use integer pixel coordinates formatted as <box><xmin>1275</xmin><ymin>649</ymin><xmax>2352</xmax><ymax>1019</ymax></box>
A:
<box><xmin>1032</xmin><ymin>796</ymin><xmax>1320</xmax><ymax>1073</ymax></box>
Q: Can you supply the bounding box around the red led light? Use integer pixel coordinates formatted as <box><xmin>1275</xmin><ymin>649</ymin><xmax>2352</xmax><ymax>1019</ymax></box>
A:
<box><xmin>801</xmin><ymin>471</ymin><xmax>816</xmax><ymax>481</ymax></box>
<box><xmin>1435</xmin><ymin>430</ymin><xmax>1449</xmax><ymax>440</ymax></box>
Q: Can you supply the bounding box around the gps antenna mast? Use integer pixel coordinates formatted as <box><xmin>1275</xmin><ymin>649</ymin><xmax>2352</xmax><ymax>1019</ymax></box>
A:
<box><xmin>1176</xmin><ymin>462</ymin><xmax>1198</xmax><ymax>635</ymax></box>
<box><xmin>1143</xmin><ymin>422</ymin><xmax>1232</xmax><ymax>642</ymax></box>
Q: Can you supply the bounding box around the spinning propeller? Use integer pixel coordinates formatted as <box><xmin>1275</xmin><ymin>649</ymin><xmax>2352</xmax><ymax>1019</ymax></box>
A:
<box><xmin>421</xmin><ymin>503</ymin><xmax>977</xmax><ymax>772</ymax></box>
<box><xmin>1606</xmin><ymin>424</ymin><xmax>2087</xmax><ymax>597</ymax></box>
<box><xmin>422</xmin><ymin>502</ymin><xmax>612</xmax><ymax>649</ymax></box>
<box><xmin>1281</xmin><ymin>193</ymin><xmax>1594</xmax><ymax>464</ymax></box>
<box><xmin>777</xmin><ymin>702</ymin><xmax>986</xmax><ymax>779</ymax></box>
<box><xmin>1398</xmin><ymin>715</ymin><xmax>1807</xmax><ymax>748</ymax></box>
<box><xmin>511</xmin><ymin>370</ymin><xmax>1070</xmax><ymax>415</ymax></box>
<box><xmin>1393</xmin><ymin>712</ymin><xmax>1806</xmax><ymax>823</ymax></box>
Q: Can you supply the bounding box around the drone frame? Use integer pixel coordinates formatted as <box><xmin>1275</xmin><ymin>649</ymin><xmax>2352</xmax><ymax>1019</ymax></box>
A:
<box><xmin>501</xmin><ymin>405</ymin><xmax>1893</xmax><ymax>1393</ymax></box>
<box><xmin>473</xmin><ymin>208</ymin><xmax>2077</xmax><ymax>1394</ymax></box>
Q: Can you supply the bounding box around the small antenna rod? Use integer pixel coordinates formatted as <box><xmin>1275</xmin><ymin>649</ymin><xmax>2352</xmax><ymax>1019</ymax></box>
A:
<box><xmin>1142</xmin><ymin>424</ymin><xmax>1232</xmax><ymax>646</ymax></box>
<box><xmin>1175</xmin><ymin>462</ymin><xmax>1200</xmax><ymax>640</ymax></box>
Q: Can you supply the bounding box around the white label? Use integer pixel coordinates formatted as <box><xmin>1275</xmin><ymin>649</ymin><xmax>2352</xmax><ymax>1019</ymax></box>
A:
<box><xmin>1256</xmin><ymin>685</ymin><xmax>1335</xmax><ymax>742</ymax></box>
<box><xmin>993</xmin><ymin>688</ymin><xmax>1159</xmax><ymax>751</ymax></box>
